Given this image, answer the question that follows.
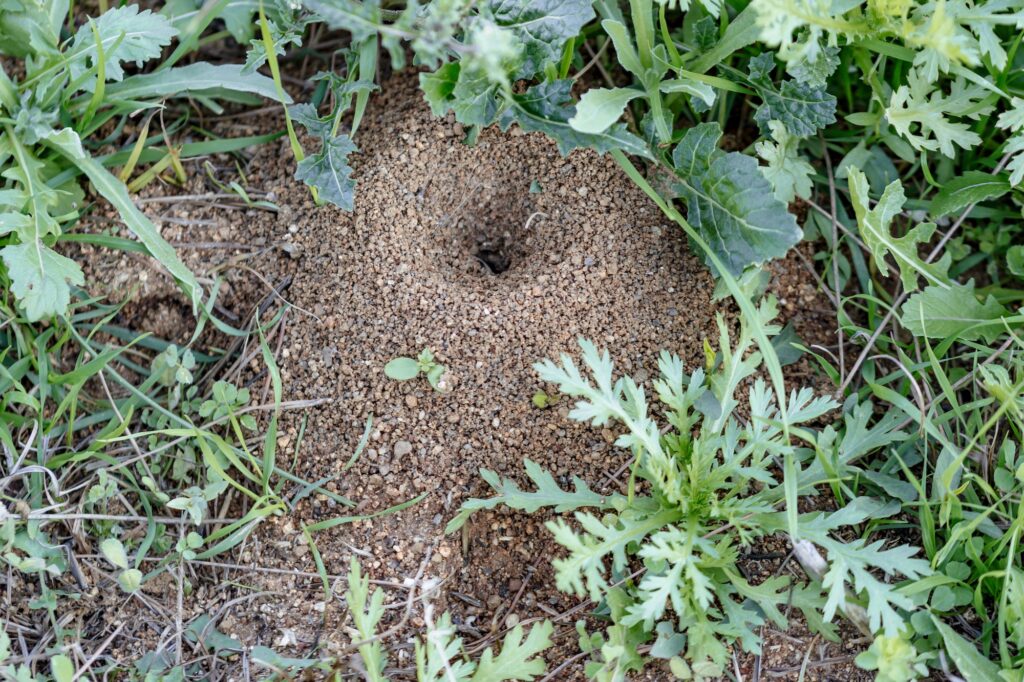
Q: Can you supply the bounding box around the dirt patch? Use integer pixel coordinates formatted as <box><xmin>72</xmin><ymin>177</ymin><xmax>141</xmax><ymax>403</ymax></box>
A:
<box><xmin>74</xmin><ymin>70</ymin><xmax>854</xmax><ymax>678</ymax></box>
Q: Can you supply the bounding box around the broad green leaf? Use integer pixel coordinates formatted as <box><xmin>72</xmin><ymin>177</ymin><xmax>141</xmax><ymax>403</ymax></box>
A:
<box><xmin>487</xmin><ymin>0</ymin><xmax>595</xmax><ymax>79</ymax></box>
<box><xmin>51</xmin><ymin>655</ymin><xmax>74</xmax><ymax>682</ymax></box>
<box><xmin>471</xmin><ymin>621</ymin><xmax>553</xmax><ymax>681</ymax></box>
<box><xmin>100</xmin><ymin>537</ymin><xmax>129</xmax><ymax>569</ymax></box>
<box><xmin>670</xmin><ymin>122</ymin><xmax>801</xmax><ymax>275</ymax></box>
<box><xmin>68</xmin><ymin>5</ymin><xmax>177</xmax><ymax>87</ymax></box>
<box><xmin>44</xmin><ymin>128</ymin><xmax>203</xmax><ymax>309</ymax></box>
<box><xmin>1</xmin><ymin>243</ymin><xmax>84</xmax><ymax>322</ymax></box>
<box><xmin>929</xmin><ymin>171</ymin><xmax>1011</xmax><ymax>218</ymax></box>
<box><xmin>847</xmin><ymin>167</ymin><xmax>949</xmax><ymax>291</ymax></box>
<box><xmin>901</xmin><ymin>282</ymin><xmax>1016</xmax><ymax>342</ymax></box>
<box><xmin>103</xmin><ymin>62</ymin><xmax>286</xmax><ymax>103</ymax></box>
<box><xmin>294</xmin><ymin>136</ymin><xmax>357</xmax><ymax>210</ymax></box>
<box><xmin>384</xmin><ymin>357</ymin><xmax>420</xmax><ymax>381</ymax></box>
<box><xmin>749</xmin><ymin>54</ymin><xmax>836</xmax><ymax>137</ymax></box>
<box><xmin>500</xmin><ymin>80</ymin><xmax>653</xmax><ymax>159</ymax></box>
<box><xmin>932</xmin><ymin>618</ymin><xmax>1002</xmax><ymax>682</ymax></box>
<box><xmin>1008</xmin><ymin>245</ymin><xmax>1024</xmax><ymax>278</ymax></box>
<box><xmin>451</xmin><ymin>67</ymin><xmax>501</xmax><ymax>126</ymax></box>
<box><xmin>419</xmin><ymin>63</ymin><xmax>460</xmax><ymax>117</ymax></box>
<box><xmin>569</xmin><ymin>87</ymin><xmax>643</xmax><ymax>134</ymax></box>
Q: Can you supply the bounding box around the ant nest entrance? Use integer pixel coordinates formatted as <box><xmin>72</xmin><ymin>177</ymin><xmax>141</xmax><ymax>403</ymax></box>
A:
<box><xmin>437</xmin><ymin>186</ymin><xmax>547</xmax><ymax>283</ymax></box>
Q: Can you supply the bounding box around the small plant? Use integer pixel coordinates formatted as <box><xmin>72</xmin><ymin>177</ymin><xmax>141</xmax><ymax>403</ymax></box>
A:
<box><xmin>451</xmin><ymin>298</ymin><xmax>931</xmax><ymax>678</ymax></box>
<box><xmin>385</xmin><ymin>347</ymin><xmax>448</xmax><ymax>391</ymax></box>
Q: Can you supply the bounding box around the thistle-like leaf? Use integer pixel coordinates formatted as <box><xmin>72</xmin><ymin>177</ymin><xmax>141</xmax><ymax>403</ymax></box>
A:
<box><xmin>69</xmin><ymin>5</ymin><xmax>177</xmax><ymax>89</ymax></box>
<box><xmin>445</xmin><ymin>459</ymin><xmax>615</xmax><ymax>533</ymax></box>
<box><xmin>847</xmin><ymin>167</ymin><xmax>949</xmax><ymax>291</ymax></box>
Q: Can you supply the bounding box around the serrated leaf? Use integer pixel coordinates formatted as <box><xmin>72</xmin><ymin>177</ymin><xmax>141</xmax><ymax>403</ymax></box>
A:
<box><xmin>901</xmin><ymin>281</ymin><xmax>1015</xmax><ymax>342</ymax></box>
<box><xmin>932</xmin><ymin>618</ymin><xmax>1002</xmax><ymax>682</ymax></box>
<box><xmin>669</xmin><ymin>122</ymin><xmax>801</xmax><ymax>275</ymax></box>
<box><xmin>847</xmin><ymin>167</ymin><xmax>949</xmax><ymax>291</ymax></box>
<box><xmin>568</xmin><ymin>87</ymin><xmax>643</xmax><ymax>134</ymax></box>
<box><xmin>294</xmin><ymin>134</ymin><xmax>358</xmax><ymax>211</ymax></box>
<box><xmin>69</xmin><ymin>5</ymin><xmax>177</xmax><ymax>89</ymax></box>
<box><xmin>755</xmin><ymin>120</ymin><xmax>814</xmax><ymax>203</ymax></box>
<box><xmin>487</xmin><ymin>0</ymin><xmax>595</xmax><ymax>79</ymax></box>
<box><xmin>472</xmin><ymin>621</ymin><xmax>553</xmax><ymax>681</ymax></box>
<box><xmin>1</xmin><ymin>243</ymin><xmax>84</xmax><ymax>322</ymax></box>
<box><xmin>929</xmin><ymin>171</ymin><xmax>1011</xmax><ymax>218</ymax></box>
<box><xmin>446</xmin><ymin>458</ymin><xmax>613</xmax><ymax>533</ymax></box>
<box><xmin>500</xmin><ymin>80</ymin><xmax>653</xmax><ymax>159</ymax></box>
<box><xmin>753</xmin><ymin>79</ymin><xmax>836</xmax><ymax>137</ymax></box>
<box><xmin>749</xmin><ymin>54</ymin><xmax>836</xmax><ymax>137</ymax></box>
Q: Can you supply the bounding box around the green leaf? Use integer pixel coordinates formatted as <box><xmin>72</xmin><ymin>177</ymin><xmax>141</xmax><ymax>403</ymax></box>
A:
<box><xmin>103</xmin><ymin>62</ymin><xmax>286</xmax><ymax>103</ymax></box>
<box><xmin>847</xmin><ymin>167</ymin><xmax>949</xmax><ymax>291</ymax></box>
<box><xmin>932</xmin><ymin>617</ymin><xmax>1002</xmax><ymax>682</ymax></box>
<box><xmin>118</xmin><ymin>567</ymin><xmax>143</xmax><ymax>593</ymax></box>
<box><xmin>44</xmin><ymin>128</ymin><xmax>203</xmax><ymax>310</ymax></box>
<box><xmin>500</xmin><ymin>80</ymin><xmax>653</xmax><ymax>159</ymax></box>
<box><xmin>928</xmin><ymin>171</ymin><xmax>1012</xmax><ymax>218</ymax></box>
<box><xmin>755</xmin><ymin>120</ymin><xmax>814</xmax><ymax>203</ymax></box>
<box><xmin>384</xmin><ymin>357</ymin><xmax>420</xmax><ymax>381</ymax></box>
<box><xmin>446</xmin><ymin>458</ymin><xmax>615</xmax><ymax>533</ymax></box>
<box><xmin>100</xmin><ymin>537</ymin><xmax>129</xmax><ymax>569</ymax></box>
<box><xmin>1</xmin><ymin>243</ymin><xmax>84</xmax><ymax>322</ymax></box>
<box><xmin>670</xmin><ymin>122</ymin><xmax>801</xmax><ymax>275</ymax></box>
<box><xmin>419</xmin><ymin>63</ymin><xmax>461</xmax><ymax>117</ymax></box>
<box><xmin>749</xmin><ymin>54</ymin><xmax>836</xmax><ymax>137</ymax></box>
<box><xmin>601</xmin><ymin>19</ymin><xmax>641</xmax><ymax>76</ymax></box>
<box><xmin>471</xmin><ymin>621</ymin><xmax>553</xmax><ymax>681</ymax></box>
<box><xmin>451</xmin><ymin>67</ymin><xmax>501</xmax><ymax>126</ymax></box>
<box><xmin>51</xmin><ymin>654</ymin><xmax>74</xmax><ymax>682</ymax></box>
<box><xmin>1008</xmin><ymin>245</ymin><xmax>1024</xmax><ymax>278</ymax></box>
<box><xmin>901</xmin><ymin>282</ymin><xmax>1016</xmax><ymax>342</ymax></box>
<box><xmin>487</xmin><ymin>0</ymin><xmax>595</xmax><ymax>79</ymax></box>
<box><xmin>301</xmin><ymin>0</ymin><xmax>381</xmax><ymax>43</ymax></box>
<box><xmin>569</xmin><ymin>87</ymin><xmax>643</xmax><ymax>134</ymax></box>
<box><xmin>294</xmin><ymin>133</ymin><xmax>358</xmax><ymax>211</ymax></box>
<box><xmin>68</xmin><ymin>5</ymin><xmax>177</xmax><ymax>88</ymax></box>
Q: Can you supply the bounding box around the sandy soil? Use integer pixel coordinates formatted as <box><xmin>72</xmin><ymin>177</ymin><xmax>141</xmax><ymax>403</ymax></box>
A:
<box><xmin>61</xmin><ymin>70</ymin><xmax>866</xmax><ymax>679</ymax></box>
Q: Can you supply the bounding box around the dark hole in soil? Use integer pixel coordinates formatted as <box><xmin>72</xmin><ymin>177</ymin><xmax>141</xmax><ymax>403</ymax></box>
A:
<box><xmin>473</xmin><ymin>235</ymin><xmax>513</xmax><ymax>274</ymax></box>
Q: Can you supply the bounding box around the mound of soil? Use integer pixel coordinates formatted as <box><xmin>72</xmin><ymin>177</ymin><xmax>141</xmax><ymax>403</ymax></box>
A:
<box><xmin>80</xmin><ymin>71</ymin><xmax>857</xmax><ymax>677</ymax></box>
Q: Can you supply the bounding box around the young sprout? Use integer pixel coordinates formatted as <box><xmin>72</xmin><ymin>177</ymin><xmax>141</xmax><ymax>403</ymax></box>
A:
<box><xmin>385</xmin><ymin>348</ymin><xmax>448</xmax><ymax>392</ymax></box>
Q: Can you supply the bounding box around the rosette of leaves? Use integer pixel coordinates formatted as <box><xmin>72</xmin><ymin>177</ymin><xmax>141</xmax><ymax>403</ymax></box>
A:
<box><xmin>450</xmin><ymin>297</ymin><xmax>930</xmax><ymax>677</ymax></box>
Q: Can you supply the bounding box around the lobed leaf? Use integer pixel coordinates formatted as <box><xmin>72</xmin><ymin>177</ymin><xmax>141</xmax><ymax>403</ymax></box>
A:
<box><xmin>669</xmin><ymin>122</ymin><xmax>801</xmax><ymax>275</ymax></box>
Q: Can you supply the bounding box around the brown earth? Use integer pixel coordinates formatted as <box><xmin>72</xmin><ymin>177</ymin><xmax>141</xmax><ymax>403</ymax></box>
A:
<box><xmin>67</xmin><ymin>70</ymin><xmax>866</xmax><ymax>679</ymax></box>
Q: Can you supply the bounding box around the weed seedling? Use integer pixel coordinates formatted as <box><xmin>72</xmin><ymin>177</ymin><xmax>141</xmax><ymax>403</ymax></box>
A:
<box><xmin>385</xmin><ymin>348</ymin><xmax>447</xmax><ymax>391</ymax></box>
